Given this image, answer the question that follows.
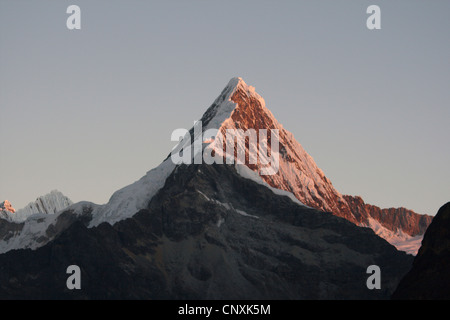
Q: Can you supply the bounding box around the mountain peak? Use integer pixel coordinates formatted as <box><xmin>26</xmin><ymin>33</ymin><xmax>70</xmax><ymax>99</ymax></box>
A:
<box><xmin>193</xmin><ymin>77</ymin><xmax>268</xmax><ymax>143</ymax></box>
<box><xmin>227</xmin><ymin>77</ymin><xmax>261</xmax><ymax>100</ymax></box>
<box><xmin>201</xmin><ymin>78</ymin><xmax>352</xmax><ymax>219</ymax></box>
<box><xmin>227</xmin><ymin>76</ymin><xmax>254</xmax><ymax>89</ymax></box>
<box><xmin>227</xmin><ymin>76</ymin><xmax>245</xmax><ymax>87</ymax></box>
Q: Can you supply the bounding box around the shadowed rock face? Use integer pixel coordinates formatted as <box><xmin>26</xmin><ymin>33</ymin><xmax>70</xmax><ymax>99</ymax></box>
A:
<box><xmin>0</xmin><ymin>219</ymin><xmax>23</xmax><ymax>242</ymax></box>
<box><xmin>392</xmin><ymin>202</ymin><xmax>450</xmax><ymax>300</ymax></box>
<box><xmin>0</xmin><ymin>164</ymin><xmax>412</xmax><ymax>300</ymax></box>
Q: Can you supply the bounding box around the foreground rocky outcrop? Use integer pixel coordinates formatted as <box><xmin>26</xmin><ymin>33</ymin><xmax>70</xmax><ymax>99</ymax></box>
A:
<box><xmin>392</xmin><ymin>202</ymin><xmax>450</xmax><ymax>299</ymax></box>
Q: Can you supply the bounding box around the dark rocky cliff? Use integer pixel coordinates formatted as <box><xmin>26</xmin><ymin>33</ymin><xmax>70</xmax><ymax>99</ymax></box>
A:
<box><xmin>392</xmin><ymin>202</ymin><xmax>450</xmax><ymax>299</ymax></box>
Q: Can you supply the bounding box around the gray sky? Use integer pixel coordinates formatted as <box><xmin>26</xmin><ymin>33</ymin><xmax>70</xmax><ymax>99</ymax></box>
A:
<box><xmin>1</xmin><ymin>0</ymin><xmax>449</xmax><ymax>216</ymax></box>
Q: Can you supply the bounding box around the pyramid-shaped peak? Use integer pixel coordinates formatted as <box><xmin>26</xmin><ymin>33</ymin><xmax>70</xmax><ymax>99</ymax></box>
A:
<box><xmin>200</xmin><ymin>77</ymin><xmax>357</xmax><ymax>224</ymax></box>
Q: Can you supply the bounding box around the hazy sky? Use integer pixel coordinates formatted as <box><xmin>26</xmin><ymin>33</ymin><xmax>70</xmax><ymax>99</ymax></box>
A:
<box><xmin>1</xmin><ymin>0</ymin><xmax>449</xmax><ymax>216</ymax></box>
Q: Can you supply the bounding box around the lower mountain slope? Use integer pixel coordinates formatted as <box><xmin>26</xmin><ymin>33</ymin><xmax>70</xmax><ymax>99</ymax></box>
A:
<box><xmin>0</xmin><ymin>164</ymin><xmax>413</xmax><ymax>299</ymax></box>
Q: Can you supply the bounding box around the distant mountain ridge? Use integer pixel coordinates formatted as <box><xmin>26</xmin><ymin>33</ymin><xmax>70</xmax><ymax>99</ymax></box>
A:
<box><xmin>16</xmin><ymin>190</ymin><xmax>73</xmax><ymax>216</ymax></box>
<box><xmin>344</xmin><ymin>195</ymin><xmax>432</xmax><ymax>236</ymax></box>
<box><xmin>0</xmin><ymin>190</ymin><xmax>73</xmax><ymax>223</ymax></box>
